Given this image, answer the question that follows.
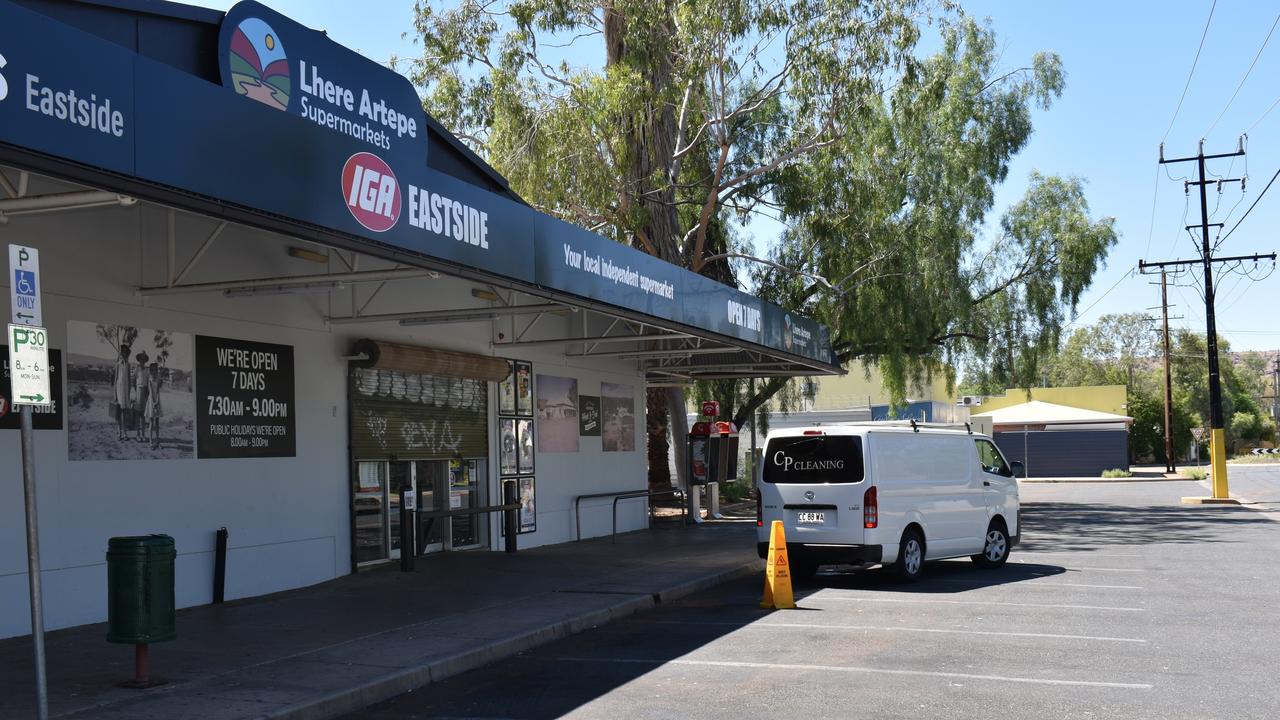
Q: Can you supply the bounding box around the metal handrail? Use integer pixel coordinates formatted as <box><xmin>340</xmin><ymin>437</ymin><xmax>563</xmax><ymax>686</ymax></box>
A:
<box><xmin>573</xmin><ymin>488</ymin><xmax>686</xmax><ymax>542</ymax></box>
<box><xmin>412</xmin><ymin>502</ymin><xmax>522</xmax><ymax>555</ymax></box>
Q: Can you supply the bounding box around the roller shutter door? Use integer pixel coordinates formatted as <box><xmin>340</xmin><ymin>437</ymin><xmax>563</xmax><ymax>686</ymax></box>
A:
<box><xmin>350</xmin><ymin>366</ymin><xmax>489</xmax><ymax>460</ymax></box>
<box><xmin>993</xmin><ymin>430</ymin><xmax>1128</xmax><ymax>478</ymax></box>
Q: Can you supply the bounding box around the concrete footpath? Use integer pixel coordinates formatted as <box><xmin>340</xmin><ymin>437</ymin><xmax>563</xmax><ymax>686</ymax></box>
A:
<box><xmin>0</xmin><ymin>522</ymin><xmax>760</xmax><ymax>720</ymax></box>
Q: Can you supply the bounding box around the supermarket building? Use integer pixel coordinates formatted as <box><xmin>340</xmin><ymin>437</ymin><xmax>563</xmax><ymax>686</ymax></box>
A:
<box><xmin>0</xmin><ymin>0</ymin><xmax>839</xmax><ymax>638</ymax></box>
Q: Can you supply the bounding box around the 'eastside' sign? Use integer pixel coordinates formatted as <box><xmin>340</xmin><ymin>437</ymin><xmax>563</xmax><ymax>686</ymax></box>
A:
<box><xmin>218</xmin><ymin>1</ymin><xmax>426</xmax><ymax>159</ymax></box>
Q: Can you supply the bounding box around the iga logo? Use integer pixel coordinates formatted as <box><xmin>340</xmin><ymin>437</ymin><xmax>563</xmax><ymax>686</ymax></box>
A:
<box><xmin>342</xmin><ymin>152</ymin><xmax>401</xmax><ymax>233</ymax></box>
<box><xmin>0</xmin><ymin>52</ymin><xmax>8</xmax><ymax>102</ymax></box>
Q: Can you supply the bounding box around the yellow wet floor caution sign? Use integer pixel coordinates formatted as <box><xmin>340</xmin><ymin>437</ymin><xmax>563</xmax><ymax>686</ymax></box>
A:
<box><xmin>760</xmin><ymin>520</ymin><xmax>795</xmax><ymax>609</ymax></box>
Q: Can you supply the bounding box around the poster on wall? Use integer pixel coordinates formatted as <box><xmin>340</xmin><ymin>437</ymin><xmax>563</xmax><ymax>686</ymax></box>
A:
<box><xmin>578</xmin><ymin>395</ymin><xmax>600</xmax><ymax>437</ymax></box>
<box><xmin>195</xmin><ymin>335</ymin><xmax>296</xmax><ymax>458</ymax></box>
<box><xmin>1</xmin><ymin>347</ymin><xmax>64</xmax><ymax>430</ymax></box>
<box><xmin>536</xmin><ymin>374</ymin><xmax>578</xmax><ymax>452</ymax></box>
<box><xmin>517</xmin><ymin>418</ymin><xmax>535</xmax><ymax>473</ymax></box>
<box><xmin>500</xmin><ymin>418</ymin><xmax>518</xmax><ymax>475</ymax></box>
<box><xmin>498</xmin><ymin>361</ymin><xmax>517</xmax><ymax>414</ymax></box>
<box><xmin>518</xmin><ymin>476</ymin><xmax>536</xmax><ymax>534</ymax></box>
<box><xmin>66</xmin><ymin>321</ymin><xmax>195</xmax><ymax>460</ymax></box>
<box><xmin>515</xmin><ymin>361</ymin><xmax>533</xmax><ymax>415</ymax></box>
<box><xmin>601</xmin><ymin>382</ymin><xmax>636</xmax><ymax>452</ymax></box>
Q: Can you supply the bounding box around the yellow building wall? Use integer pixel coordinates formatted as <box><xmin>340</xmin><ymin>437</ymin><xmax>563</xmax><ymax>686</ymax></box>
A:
<box><xmin>979</xmin><ymin>385</ymin><xmax>1128</xmax><ymax>416</ymax></box>
<box><xmin>805</xmin><ymin>365</ymin><xmax>954</xmax><ymax>411</ymax></box>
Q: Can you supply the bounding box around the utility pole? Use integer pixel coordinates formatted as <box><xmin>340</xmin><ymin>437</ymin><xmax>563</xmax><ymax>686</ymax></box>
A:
<box><xmin>1143</xmin><ymin>138</ymin><xmax>1276</xmax><ymax>502</ymax></box>
<box><xmin>1272</xmin><ymin>356</ymin><xmax>1279</xmax><ymax>423</ymax></box>
<box><xmin>1161</xmin><ymin>270</ymin><xmax>1176</xmax><ymax>473</ymax></box>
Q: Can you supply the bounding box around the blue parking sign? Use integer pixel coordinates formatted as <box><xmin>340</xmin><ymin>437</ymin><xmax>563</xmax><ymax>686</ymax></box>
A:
<box><xmin>15</xmin><ymin>270</ymin><xmax>36</xmax><ymax>296</ymax></box>
<box><xmin>8</xmin><ymin>244</ymin><xmax>42</xmax><ymax>327</ymax></box>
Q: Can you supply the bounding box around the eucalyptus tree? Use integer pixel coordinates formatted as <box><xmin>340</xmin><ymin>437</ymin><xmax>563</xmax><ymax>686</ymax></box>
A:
<box><xmin>408</xmin><ymin>0</ymin><xmax>1116</xmax><ymax>485</ymax></box>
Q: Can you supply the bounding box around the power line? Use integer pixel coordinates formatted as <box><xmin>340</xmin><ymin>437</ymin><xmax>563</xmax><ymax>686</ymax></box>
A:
<box><xmin>1144</xmin><ymin>165</ymin><xmax>1160</xmax><ymax>258</ymax></box>
<box><xmin>1204</xmin><ymin>13</ymin><xmax>1280</xmax><ymax>138</ymax></box>
<box><xmin>1067</xmin><ymin>269</ymin><xmax>1133</xmax><ymax>327</ymax></box>
<box><xmin>1246</xmin><ymin>93</ymin><xmax>1280</xmax><ymax>133</ymax></box>
<box><xmin>1162</xmin><ymin>0</ymin><xmax>1218</xmax><ymax>144</ymax></box>
<box><xmin>1219</xmin><ymin>165</ymin><xmax>1280</xmax><ymax>243</ymax></box>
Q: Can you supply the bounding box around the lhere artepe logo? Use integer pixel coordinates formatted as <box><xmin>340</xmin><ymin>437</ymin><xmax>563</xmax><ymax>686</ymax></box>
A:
<box><xmin>227</xmin><ymin>17</ymin><xmax>290</xmax><ymax>111</ymax></box>
<box><xmin>342</xmin><ymin>152</ymin><xmax>401</xmax><ymax>233</ymax></box>
<box><xmin>0</xmin><ymin>52</ymin><xmax>9</xmax><ymax>102</ymax></box>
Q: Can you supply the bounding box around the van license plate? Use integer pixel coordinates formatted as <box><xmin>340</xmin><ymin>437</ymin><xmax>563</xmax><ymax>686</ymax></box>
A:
<box><xmin>797</xmin><ymin>512</ymin><xmax>825</xmax><ymax>524</ymax></box>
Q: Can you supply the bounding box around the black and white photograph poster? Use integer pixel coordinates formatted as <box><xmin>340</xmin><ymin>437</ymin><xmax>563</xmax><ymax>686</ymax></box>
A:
<box><xmin>535</xmin><ymin>374</ymin><xmax>578</xmax><ymax>452</ymax></box>
<box><xmin>66</xmin><ymin>320</ymin><xmax>194</xmax><ymax>460</ymax></box>
<box><xmin>515</xmin><ymin>361</ymin><xmax>533</xmax><ymax>415</ymax></box>
<box><xmin>499</xmin><ymin>418</ymin><xmax>518</xmax><ymax>476</ymax></box>
<box><xmin>578</xmin><ymin>394</ymin><xmax>600</xmax><ymax>437</ymax></box>
<box><xmin>498</xmin><ymin>362</ymin><xmax>516</xmax><ymax>414</ymax></box>
<box><xmin>518</xmin><ymin>476</ymin><xmax>536</xmax><ymax>534</ymax></box>
<box><xmin>601</xmin><ymin>382</ymin><xmax>637</xmax><ymax>452</ymax></box>
<box><xmin>195</xmin><ymin>335</ymin><xmax>296</xmax><ymax>458</ymax></box>
<box><xmin>1</xmin><ymin>347</ymin><xmax>63</xmax><ymax>430</ymax></box>
<box><xmin>517</xmin><ymin>418</ymin><xmax>535</xmax><ymax>473</ymax></box>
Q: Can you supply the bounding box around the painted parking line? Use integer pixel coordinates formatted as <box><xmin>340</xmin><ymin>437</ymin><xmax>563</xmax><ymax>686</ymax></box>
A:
<box><xmin>924</xmin><ymin>578</ymin><xmax>1144</xmax><ymax>590</ymax></box>
<box><xmin>1016</xmin><ymin>551</ymin><xmax>1143</xmax><ymax>559</ymax></box>
<box><xmin>807</xmin><ymin>596</ymin><xmax>1144</xmax><ymax>612</ymax></box>
<box><xmin>642</xmin><ymin>620</ymin><xmax>1147</xmax><ymax>643</ymax></box>
<box><xmin>560</xmin><ymin>657</ymin><xmax>1154</xmax><ymax>690</ymax></box>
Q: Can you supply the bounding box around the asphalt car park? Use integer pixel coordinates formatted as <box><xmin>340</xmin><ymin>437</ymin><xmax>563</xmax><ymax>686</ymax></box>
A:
<box><xmin>345</xmin><ymin>477</ymin><xmax>1280</xmax><ymax>720</ymax></box>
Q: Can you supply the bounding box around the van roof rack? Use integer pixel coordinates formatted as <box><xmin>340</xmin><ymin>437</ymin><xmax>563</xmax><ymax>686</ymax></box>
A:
<box><xmin>819</xmin><ymin>420</ymin><xmax>973</xmax><ymax>432</ymax></box>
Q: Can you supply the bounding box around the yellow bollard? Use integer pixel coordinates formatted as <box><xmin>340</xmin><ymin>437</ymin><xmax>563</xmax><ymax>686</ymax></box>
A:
<box><xmin>760</xmin><ymin>520</ymin><xmax>795</xmax><ymax>609</ymax></box>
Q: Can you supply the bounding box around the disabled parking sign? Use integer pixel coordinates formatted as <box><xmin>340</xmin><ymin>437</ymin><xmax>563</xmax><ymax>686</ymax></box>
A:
<box><xmin>8</xmin><ymin>244</ymin><xmax>43</xmax><ymax>327</ymax></box>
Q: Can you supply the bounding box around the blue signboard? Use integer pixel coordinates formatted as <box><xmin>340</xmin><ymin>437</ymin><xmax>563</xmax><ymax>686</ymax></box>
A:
<box><xmin>0</xmin><ymin>0</ymin><xmax>835</xmax><ymax>365</ymax></box>
<box><xmin>0</xmin><ymin>0</ymin><xmax>135</xmax><ymax>174</ymax></box>
<box><xmin>218</xmin><ymin>1</ymin><xmax>428</xmax><ymax>161</ymax></box>
<box><xmin>534</xmin><ymin>216</ymin><xmax>683</xmax><ymax>324</ymax></box>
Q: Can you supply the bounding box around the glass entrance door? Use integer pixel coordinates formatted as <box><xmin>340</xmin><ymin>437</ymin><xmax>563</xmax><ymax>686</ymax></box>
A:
<box><xmin>415</xmin><ymin>460</ymin><xmax>446</xmax><ymax>553</ymax></box>
<box><xmin>353</xmin><ymin>458</ymin><xmax>488</xmax><ymax>565</ymax></box>
<box><xmin>353</xmin><ymin>462</ymin><xmax>388</xmax><ymax>565</ymax></box>
<box><xmin>449</xmin><ymin>459</ymin><xmax>488</xmax><ymax>549</ymax></box>
<box><xmin>388</xmin><ymin>461</ymin><xmax>411</xmax><ymax>559</ymax></box>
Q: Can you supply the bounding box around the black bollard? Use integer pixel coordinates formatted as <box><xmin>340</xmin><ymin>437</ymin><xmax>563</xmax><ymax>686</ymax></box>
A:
<box><xmin>504</xmin><ymin>480</ymin><xmax>518</xmax><ymax>554</ymax></box>
<box><xmin>212</xmin><ymin>527</ymin><xmax>228</xmax><ymax>604</ymax></box>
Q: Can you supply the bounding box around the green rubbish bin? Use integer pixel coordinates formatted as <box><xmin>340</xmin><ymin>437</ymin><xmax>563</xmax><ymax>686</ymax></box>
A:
<box><xmin>106</xmin><ymin>535</ymin><xmax>176</xmax><ymax>644</ymax></box>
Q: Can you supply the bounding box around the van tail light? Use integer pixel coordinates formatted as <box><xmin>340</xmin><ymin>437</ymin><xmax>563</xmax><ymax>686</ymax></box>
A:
<box><xmin>863</xmin><ymin>486</ymin><xmax>878</xmax><ymax>529</ymax></box>
<box><xmin>755</xmin><ymin>489</ymin><xmax>763</xmax><ymax>527</ymax></box>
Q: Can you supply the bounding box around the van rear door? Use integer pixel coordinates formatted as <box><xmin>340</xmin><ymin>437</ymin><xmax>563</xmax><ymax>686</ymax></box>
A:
<box><xmin>762</xmin><ymin>434</ymin><xmax>866</xmax><ymax>545</ymax></box>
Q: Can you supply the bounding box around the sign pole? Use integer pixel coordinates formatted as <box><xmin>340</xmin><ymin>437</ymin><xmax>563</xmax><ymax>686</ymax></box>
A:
<box><xmin>20</xmin><ymin>405</ymin><xmax>49</xmax><ymax>720</ymax></box>
<box><xmin>9</xmin><ymin>244</ymin><xmax>50</xmax><ymax>720</ymax></box>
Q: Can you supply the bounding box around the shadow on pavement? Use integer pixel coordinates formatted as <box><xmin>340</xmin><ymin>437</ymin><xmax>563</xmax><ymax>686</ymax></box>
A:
<box><xmin>795</xmin><ymin>559</ymin><xmax>1066</xmax><ymax>596</ymax></box>
<box><xmin>1019</xmin><ymin>501</ymin><xmax>1272</xmax><ymax>552</ymax></box>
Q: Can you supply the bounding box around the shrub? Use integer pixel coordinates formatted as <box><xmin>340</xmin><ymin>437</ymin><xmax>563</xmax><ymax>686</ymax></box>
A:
<box><xmin>718</xmin><ymin>479</ymin><xmax>752</xmax><ymax>503</ymax></box>
<box><xmin>1101</xmin><ymin>468</ymin><xmax>1133</xmax><ymax>478</ymax></box>
<box><xmin>1186</xmin><ymin>467</ymin><xmax>1207</xmax><ymax>481</ymax></box>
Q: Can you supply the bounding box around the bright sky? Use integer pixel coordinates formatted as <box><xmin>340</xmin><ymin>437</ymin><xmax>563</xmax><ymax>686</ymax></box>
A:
<box><xmin>193</xmin><ymin>0</ymin><xmax>1280</xmax><ymax>351</ymax></box>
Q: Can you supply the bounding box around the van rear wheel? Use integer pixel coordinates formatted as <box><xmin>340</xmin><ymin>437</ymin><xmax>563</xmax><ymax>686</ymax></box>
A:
<box><xmin>972</xmin><ymin>522</ymin><xmax>1010</xmax><ymax>568</ymax></box>
<box><xmin>891</xmin><ymin>528</ymin><xmax>924</xmax><ymax>582</ymax></box>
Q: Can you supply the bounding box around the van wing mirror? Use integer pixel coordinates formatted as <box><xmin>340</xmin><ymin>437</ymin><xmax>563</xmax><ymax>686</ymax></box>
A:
<box><xmin>1009</xmin><ymin>460</ymin><xmax>1024</xmax><ymax>478</ymax></box>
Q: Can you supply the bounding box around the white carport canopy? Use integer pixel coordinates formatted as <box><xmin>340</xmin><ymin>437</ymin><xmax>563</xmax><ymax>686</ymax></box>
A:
<box><xmin>971</xmin><ymin>400</ymin><xmax>1134</xmax><ymax>429</ymax></box>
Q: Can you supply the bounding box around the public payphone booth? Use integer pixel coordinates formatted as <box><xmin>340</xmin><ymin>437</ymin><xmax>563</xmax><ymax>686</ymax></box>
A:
<box><xmin>687</xmin><ymin>421</ymin><xmax>740</xmax><ymax>520</ymax></box>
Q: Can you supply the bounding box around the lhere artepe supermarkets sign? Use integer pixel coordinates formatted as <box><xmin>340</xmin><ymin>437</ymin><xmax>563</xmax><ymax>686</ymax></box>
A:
<box><xmin>195</xmin><ymin>335</ymin><xmax>296</xmax><ymax>458</ymax></box>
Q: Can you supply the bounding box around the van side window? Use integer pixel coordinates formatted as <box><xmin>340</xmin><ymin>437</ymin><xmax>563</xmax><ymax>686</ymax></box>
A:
<box><xmin>975</xmin><ymin>439</ymin><xmax>1012</xmax><ymax>477</ymax></box>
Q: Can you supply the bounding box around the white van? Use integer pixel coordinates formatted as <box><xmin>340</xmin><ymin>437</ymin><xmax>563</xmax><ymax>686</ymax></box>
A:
<box><xmin>755</xmin><ymin>424</ymin><xmax>1021</xmax><ymax>581</ymax></box>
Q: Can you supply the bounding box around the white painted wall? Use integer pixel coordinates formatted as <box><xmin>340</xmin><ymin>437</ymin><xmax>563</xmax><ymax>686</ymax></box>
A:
<box><xmin>0</xmin><ymin>175</ymin><xmax>648</xmax><ymax>639</ymax></box>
